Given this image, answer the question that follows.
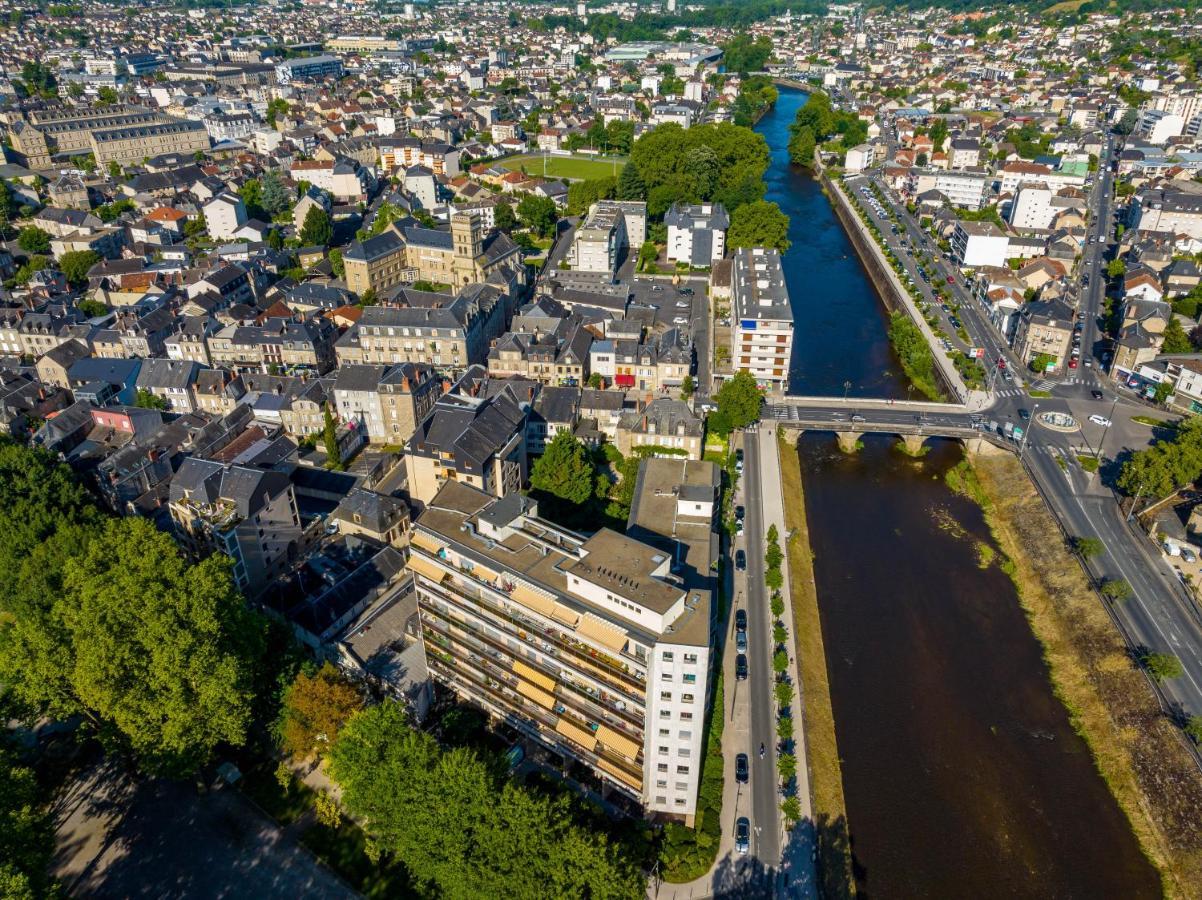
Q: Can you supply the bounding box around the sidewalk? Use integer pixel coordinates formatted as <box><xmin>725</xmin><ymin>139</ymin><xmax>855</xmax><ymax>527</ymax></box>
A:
<box><xmin>757</xmin><ymin>421</ymin><xmax>819</xmax><ymax>899</ymax></box>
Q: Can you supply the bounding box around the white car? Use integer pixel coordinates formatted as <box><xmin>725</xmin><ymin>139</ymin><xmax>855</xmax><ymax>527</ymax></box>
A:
<box><xmin>1089</xmin><ymin>414</ymin><xmax>1111</xmax><ymax>427</ymax></box>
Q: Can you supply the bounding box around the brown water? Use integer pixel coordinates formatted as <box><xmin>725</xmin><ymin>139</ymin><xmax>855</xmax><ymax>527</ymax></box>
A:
<box><xmin>796</xmin><ymin>434</ymin><xmax>1161</xmax><ymax>899</ymax></box>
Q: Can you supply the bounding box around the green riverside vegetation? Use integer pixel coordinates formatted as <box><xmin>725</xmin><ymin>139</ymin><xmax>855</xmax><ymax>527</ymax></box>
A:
<box><xmin>887</xmin><ymin>312</ymin><xmax>944</xmax><ymax>401</ymax></box>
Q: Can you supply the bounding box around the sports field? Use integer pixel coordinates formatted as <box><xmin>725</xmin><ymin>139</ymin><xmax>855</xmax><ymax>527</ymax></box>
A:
<box><xmin>499</xmin><ymin>154</ymin><xmax>626</xmax><ymax>181</ymax></box>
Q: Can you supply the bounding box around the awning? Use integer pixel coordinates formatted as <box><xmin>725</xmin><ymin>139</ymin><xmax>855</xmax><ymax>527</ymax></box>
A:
<box><xmin>596</xmin><ymin>724</ymin><xmax>641</xmax><ymax>760</ymax></box>
<box><xmin>512</xmin><ymin>582</ymin><xmax>555</xmax><ymax>617</ymax></box>
<box><xmin>515</xmin><ymin>679</ymin><xmax>555</xmax><ymax>709</ymax></box>
<box><xmin>615</xmin><ymin>374</ymin><xmax>636</xmax><ymax>387</ymax></box>
<box><xmin>513</xmin><ymin>660</ymin><xmax>556</xmax><ymax>693</ymax></box>
<box><xmin>551</xmin><ymin>602</ymin><xmax>580</xmax><ymax>627</ymax></box>
<box><xmin>576</xmin><ymin>615</ymin><xmax>628</xmax><ymax>653</ymax></box>
<box><xmin>555</xmin><ymin>716</ymin><xmax>598</xmax><ymax>751</ymax></box>
<box><xmin>410</xmin><ymin>530</ymin><xmax>445</xmax><ymax>554</ymax></box>
<box><xmin>595</xmin><ymin>756</ymin><xmax>642</xmax><ymax>791</ymax></box>
<box><xmin>408</xmin><ymin>554</ymin><xmax>448</xmax><ymax>583</ymax></box>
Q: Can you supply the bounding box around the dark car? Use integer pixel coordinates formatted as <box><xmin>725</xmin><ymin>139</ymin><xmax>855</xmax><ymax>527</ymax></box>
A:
<box><xmin>735</xmin><ymin>817</ymin><xmax>751</xmax><ymax>854</ymax></box>
<box><xmin>736</xmin><ymin>654</ymin><xmax>748</xmax><ymax>680</ymax></box>
<box><xmin>1018</xmin><ymin>408</ymin><xmax>1030</xmax><ymax>420</ymax></box>
<box><xmin>735</xmin><ymin>609</ymin><xmax>747</xmax><ymax>633</ymax></box>
<box><xmin>735</xmin><ymin>550</ymin><xmax>746</xmax><ymax>571</ymax></box>
<box><xmin>735</xmin><ymin>448</ymin><xmax>744</xmax><ymax>464</ymax></box>
<box><xmin>735</xmin><ymin>505</ymin><xmax>745</xmax><ymax>521</ymax></box>
<box><xmin>735</xmin><ymin>753</ymin><xmax>749</xmax><ymax>784</ymax></box>
<box><xmin>679</xmin><ymin>287</ymin><xmax>695</xmax><ymax>296</ymax></box>
<box><xmin>1092</xmin><ymin>389</ymin><xmax>1104</xmax><ymax>400</ymax></box>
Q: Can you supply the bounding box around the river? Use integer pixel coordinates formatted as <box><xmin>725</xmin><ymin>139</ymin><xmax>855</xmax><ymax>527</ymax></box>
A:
<box><xmin>753</xmin><ymin>86</ymin><xmax>908</xmax><ymax>399</ymax></box>
<box><xmin>795</xmin><ymin>435</ymin><xmax>1160</xmax><ymax>897</ymax></box>
<box><xmin>754</xmin><ymin>89</ymin><xmax>1158</xmax><ymax>896</ymax></box>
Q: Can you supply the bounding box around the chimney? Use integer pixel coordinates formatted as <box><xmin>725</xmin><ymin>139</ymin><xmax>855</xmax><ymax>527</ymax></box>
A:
<box><xmin>442</xmin><ymin>378</ymin><xmax>452</xmax><ymax>394</ymax></box>
<box><xmin>528</xmin><ymin>386</ymin><xmax>535</xmax><ymax>400</ymax></box>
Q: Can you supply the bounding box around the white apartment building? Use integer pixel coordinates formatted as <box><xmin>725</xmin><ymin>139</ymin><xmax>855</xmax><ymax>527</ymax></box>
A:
<box><xmin>1130</xmin><ymin>189</ymin><xmax>1202</xmax><ymax>241</ymax></box>
<box><xmin>997</xmin><ymin>162</ymin><xmax>1086</xmax><ymax>196</ymax></box>
<box><xmin>912</xmin><ymin>169</ymin><xmax>991</xmax><ymax>210</ymax></box>
<box><xmin>731</xmin><ymin>247</ymin><xmax>794</xmax><ymax>385</ymax></box>
<box><xmin>1008</xmin><ymin>184</ymin><xmax>1057</xmax><ymax>231</ymax></box>
<box><xmin>1137</xmin><ymin>109</ymin><xmax>1185</xmax><ymax>145</ymax></box>
<box><xmin>952</xmin><ymin>220</ymin><xmax>1010</xmax><ymax>268</ymax></box>
<box><xmin>408</xmin><ymin>480</ymin><xmax>713</xmax><ymax>821</ymax></box>
<box><xmin>664</xmin><ymin>202</ymin><xmax>729</xmax><ymax>266</ymax></box>
<box><xmin>203</xmin><ymin>192</ymin><xmax>248</xmax><ymax>241</ymax></box>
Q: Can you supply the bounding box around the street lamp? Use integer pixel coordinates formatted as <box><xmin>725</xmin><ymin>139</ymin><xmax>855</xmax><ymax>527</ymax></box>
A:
<box><xmin>843</xmin><ymin>380</ymin><xmax>852</xmax><ymax>402</ymax></box>
<box><xmin>1018</xmin><ymin>403</ymin><xmax>1039</xmax><ymax>459</ymax></box>
<box><xmin>1091</xmin><ymin>395</ymin><xmax>1121</xmax><ymax>479</ymax></box>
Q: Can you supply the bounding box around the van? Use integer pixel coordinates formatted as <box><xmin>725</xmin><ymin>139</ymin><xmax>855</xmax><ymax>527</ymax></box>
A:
<box><xmin>1183</xmin><ymin>547</ymin><xmax>1198</xmax><ymax>563</ymax></box>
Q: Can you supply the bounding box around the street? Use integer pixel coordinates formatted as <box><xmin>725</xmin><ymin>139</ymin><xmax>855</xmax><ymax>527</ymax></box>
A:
<box><xmin>735</xmin><ymin>429</ymin><xmax>783</xmax><ymax>868</ymax></box>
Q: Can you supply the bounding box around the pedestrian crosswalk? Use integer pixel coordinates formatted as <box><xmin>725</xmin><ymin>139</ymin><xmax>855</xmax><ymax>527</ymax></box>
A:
<box><xmin>995</xmin><ymin>388</ymin><xmax>1025</xmax><ymax>398</ymax></box>
<box><xmin>1031</xmin><ymin>379</ymin><xmax>1056</xmax><ymax>392</ymax></box>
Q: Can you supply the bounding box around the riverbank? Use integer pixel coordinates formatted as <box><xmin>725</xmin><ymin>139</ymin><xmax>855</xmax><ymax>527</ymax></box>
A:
<box><xmin>956</xmin><ymin>454</ymin><xmax>1202</xmax><ymax>897</ymax></box>
<box><xmin>820</xmin><ymin>169</ymin><xmax>970</xmax><ymax>403</ymax></box>
<box><xmin>778</xmin><ymin>433</ymin><xmax>854</xmax><ymax>899</ymax></box>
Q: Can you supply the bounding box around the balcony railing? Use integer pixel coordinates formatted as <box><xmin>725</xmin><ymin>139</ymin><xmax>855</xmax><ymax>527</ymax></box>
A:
<box><xmin>424</xmin><ymin>644</ymin><xmax>644</xmax><ymax>787</ymax></box>
<box><xmin>422</xmin><ymin>610</ymin><xmax>645</xmax><ymax>739</ymax></box>
<box><xmin>415</xmin><ymin>565</ymin><xmax>647</xmax><ymax>695</ymax></box>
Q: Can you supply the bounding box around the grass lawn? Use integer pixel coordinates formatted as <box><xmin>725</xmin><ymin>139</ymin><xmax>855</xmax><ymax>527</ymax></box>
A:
<box><xmin>1076</xmin><ymin>454</ymin><xmax>1100</xmax><ymax>473</ymax></box>
<box><xmin>1028</xmin><ymin>389</ymin><xmax>1052</xmax><ymax>398</ymax></box>
<box><xmin>1131</xmin><ymin>415</ymin><xmax>1175</xmax><ymax>428</ymax></box>
<box><xmin>500</xmin><ymin>154</ymin><xmax>626</xmax><ymax>182</ymax></box>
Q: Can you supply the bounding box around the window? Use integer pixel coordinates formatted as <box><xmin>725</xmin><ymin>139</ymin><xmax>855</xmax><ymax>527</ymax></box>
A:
<box><xmin>657</xmin><ymin>779</ymin><xmax>668</xmax><ymax>788</ymax></box>
<box><xmin>679</xmin><ymin>730</ymin><xmax>692</xmax><ymax>740</ymax></box>
<box><xmin>661</xmin><ymin>651</ymin><xmax>674</xmax><ymax>662</ymax></box>
<box><xmin>661</xmin><ymin>672</ymin><xmax>673</xmax><ymax>681</ymax></box>
<box><xmin>680</xmin><ymin>711</ymin><xmax>693</xmax><ymax>721</ymax></box>
<box><xmin>657</xmin><ymin>764</ymin><xmax>668</xmax><ymax>773</ymax></box>
<box><xmin>658</xmin><ymin>745</ymin><xmax>669</xmax><ymax>756</ymax></box>
<box><xmin>678</xmin><ymin>748</ymin><xmax>691</xmax><ymax>758</ymax></box>
<box><xmin>681</xmin><ymin>693</ymin><xmax>695</xmax><ymax>704</ymax></box>
<box><xmin>676</xmin><ymin>765</ymin><xmax>690</xmax><ymax>775</ymax></box>
<box><xmin>683</xmin><ymin>673</ymin><xmax>696</xmax><ymax>684</ymax></box>
<box><xmin>659</xmin><ymin>691</ymin><xmax>672</xmax><ymax>702</ymax></box>
<box><xmin>658</xmin><ymin>728</ymin><xmax>670</xmax><ymax>737</ymax></box>
<box><xmin>675</xmin><ymin>782</ymin><xmax>689</xmax><ymax>792</ymax></box>
<box><xmin>659</xmin><ymin>710</ymin><xmax>671</xmax><ymax>719</ymax></box>
<box><xmin>656</xmin><ymin>795</ymin><xmax>667</xmax><ymax>805</ymax></box>
<box><xmin>674</xmin><ymin>798</ymin><xmax>687</xmax><ymax>807</ymax></box>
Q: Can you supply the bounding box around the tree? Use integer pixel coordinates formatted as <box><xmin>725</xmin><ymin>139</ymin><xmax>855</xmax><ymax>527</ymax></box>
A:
<box><xmin>239</xmin><ymin>178</ymin><xmax>266</xmax><ymax>221</ymax></box>
<box><xmin>722</xmin><ymin>34</ymin><xmax>773</xmax><ymax>73</ymax></box>
<box><xmin>1107</xmin><ymin>257</ymin><xmax>1126</xmax><ymax>279</ymax></box>
<box><xmin>1152</xmin><ymin>380</ymin><xmax>1174</xmax><ymax>405</ymax></box>
<box><xmin>260</xmin><ymin>171</ymin><xmax>292</xmax><ymax>217</ymax></box>
<box><xmin>276</xmin><ymin>662</ymin><xmax>365</xmax><ymax>760</ymax></box>
<box><xmin>587</xmin><ymin>372</ymin><xmax>604</xmax><ymax>389</ymax></box>
<box><xmin>777</xmin><ymin>751</ymin><xmax>797</xmax><ymax>781</ymax></box>
<box><xmin>1074</xmin><ymin>536</ymin><xmax>1104</xmax><ymax>560</ymax></box>
<box><xmin>517</xmin><ymin>194</ymin><xmax>558</xmax><ymax>238</ymax></box>
<box><xmin>1117</xmin><ymin>416</ymin><xmax>1202</xmax><ymax>498</ymax></box>
<box><xmin>96</xmin><ymin>85</ymin><xmax>120</xmax><ymax>105</ymax></box>
<box><xmin>1029</xmin><ymin>352</ymin><xmax>1057</xmax><ymax>374</ymax></box>
<box><xmin>530</xmin><ymin>431</ymin><xmax>594</xmax><ymax>506</ymax></box>
<box><xmin>322</xmin><ymin>404</ymin><xmax>341</xmax><ymax>467</ymax></box>
<box><xmin>1162</xmin><ymin>317</ymin><xmax>1192</xmax><ymax>354</ymax></box>
<box><xmin>617</xmin><ymin>161</ymin><xmax>646</xmax><ymax>201</ymax></box>
<box><xmin>0</xmin><ymin>743</ymin><xmax>56</xmax><ymax>899</ymax></box>
<box><xmin>134</xmin><ymin>388</ymin><xmax>167</xmax><ymax>410</ymax></box>
<box><xmin>328</xmin><ymin>247</ymin><xmax>345</xmax><ymax>278</ymax></box>
<box><xmin>493</xmin><ymin>200</ymin><xmax>516</xmax><ymax>233</ymax></box>
<box><xmin>1142</xmin><ymin>651</ymin><xmax>1184</xmax><ymax>682</ymax></box>
<box><xmin>58</xmin><ymin>249</ymin><xmax>100</xmax><ymax>286</ymax></box>
<box><xmin>328</xmin><ymin>701</ymin><xmax>644</xmax><ymax>899</ymax></box>
<box><xmin>78</xmin><ymin>298</ymin><xmax>108</xmax><ymax>318</ymax></box>
<box><xmin>711</xmin><ymin>371</ymin><xmax>763</xmax><ymax>435</ymax></box>
<box><xmin>1186</xmin><ymin>715</ymin><xmax>1202</xmax><ymax>746</ymax></box>
<box><xmin>773</xmin><ymin>649</ymin><xmax>789</xmax><ymax>675</ymax></box>
<box><xmin>1100</xmin><ymin>578</ymin><xmax>1132</xmax><ymax>602</ymax></box>
<box><xmin>680</xmin><ymin>375</ymin><xmax>695</xmax><ymax>400</ymax></box>
<box><xmin>299</xmin><ymin>204</ymin><xmax>333</xmax><ymax>247</ymax></box>
<box><xmin>17</xmin><ymin>227</ymin><xmax>50</xmax><ymax>255</ymax></box>
<box><xmin>266</xmin><ymin>227</ymin><xmax>284</xmax><ymax>251</ymax></box>
<box><xmin>727</xmin><ymin>200</ymin><xmax>790</xmax><ymax>252</ymax></box>
<box><xmin>63</xmin><ymin>518</ymin><xmax>265</xmax><ymax>775</ymax></box>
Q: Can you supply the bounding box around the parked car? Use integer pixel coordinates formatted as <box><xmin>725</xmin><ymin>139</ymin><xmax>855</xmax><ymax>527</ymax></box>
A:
<box><xmin>736</xmin><ymin>630</ymin><xmax>747</xmax><ymax>652</ymax></box>
<box><xmin>736</xmin><ymin>654</ymin><xmax>748</xmax><ymax>680</ymax></box>
<box><xmin>679</xmin><ymin>287</ymin><xmax>695</xmax><ymax>296</ymax></box>
<box><xmin>735</xmin><ymin>550</ymin><xmax>746</xmax><ymax>571</ymax></box>
<box><xmin>735</xmin><ymin>519</ymin><xmax>744</xmax><ymax>536</ymax></box>
<box><xmin>1089</xmin><ymin>414</ymin><xmax>1111</xmax><ymax>427</ymax></box>
<box><xmin>1018</xmin><ymin>408</ymin><xmax>1030</xmax><ymax>420</ymax></box>
<box><xmin>735</xmin><ymin>817</ymin><xmax>750</xmax><ymax>854</ymax></box>
<box><xmin>735</xmin><ymin>505</ymin><xmax>745</xmax><ymax>521</ymax></box>
<box><xmin>736</xmin><ymin>608</ymin><xmax>747</xmax><ymax>633</ymax></box>
<box><xmin>735</xmin><ymin>753</ymin><xmax>749</xmax><ymax>784</ymax></box>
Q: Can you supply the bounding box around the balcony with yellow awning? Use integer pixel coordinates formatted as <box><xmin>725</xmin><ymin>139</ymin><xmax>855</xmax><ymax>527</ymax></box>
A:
<box><xmin>596</xmin><ymin>724</ymin><xmax>641</xmax><ymax>761</ymax></box>
<box><xmin>408</xmin><ymin>554</ymin><xmax>448</xmax><ymax>583</ymax></box>
<box><xmin>555</xmin><ymin>716</ymin><xmax>598</xmax><ymax>752</ymax></box>
<box><xmin>513</xmin><ymin>659</ymin><xmax>556</xmax><ymax>693</ymax></box>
